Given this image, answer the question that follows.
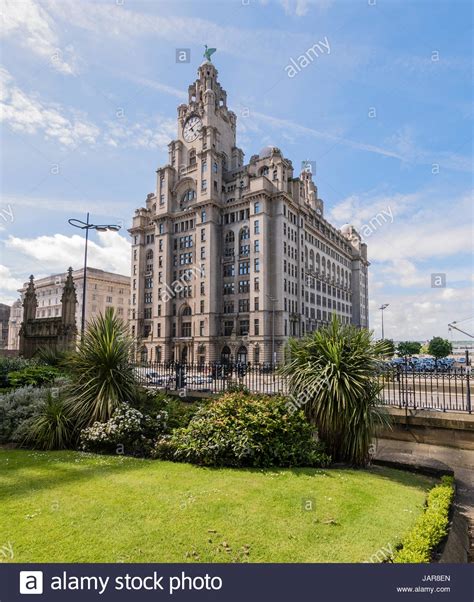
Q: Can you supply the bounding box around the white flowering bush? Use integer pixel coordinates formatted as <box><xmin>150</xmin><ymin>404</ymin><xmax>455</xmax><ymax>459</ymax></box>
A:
<box><xmin>79</xmin><ymin>402</ymin><xmax>167</xmax><ymax>457</ymax></box>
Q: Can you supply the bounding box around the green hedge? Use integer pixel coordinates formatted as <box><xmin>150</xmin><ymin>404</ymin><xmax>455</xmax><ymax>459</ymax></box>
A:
<box><xmin>8</xmin><ymin>366</ymin><xmax>61</xmax><ymax>388</ymax></box>
<box><xmin>394</xmin><ymin>476</ymin><xmax>455</xmax><ymax>563</ymax></box>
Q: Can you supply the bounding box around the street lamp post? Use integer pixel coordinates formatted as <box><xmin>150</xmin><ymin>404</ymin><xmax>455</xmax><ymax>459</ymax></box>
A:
<box><xmin>68</xmin><ymin>213</ymin><xmax>121</xmax><ymax>339</ymax></box>
<box><xmin>266</xmin><ymin>294</ymin><xmax>278</xmax><ymax>366</ymax></box>
<box><xmin>379</xmin><ymin>303</ymin><xmax>389</xmax><ymax>340</ymax></box>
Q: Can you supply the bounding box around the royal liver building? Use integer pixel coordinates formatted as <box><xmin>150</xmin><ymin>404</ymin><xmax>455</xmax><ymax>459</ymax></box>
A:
<box><xmin>129</xmin><ymin>56</ymin><xmax>368</xmax><ymax>364</ymax></box>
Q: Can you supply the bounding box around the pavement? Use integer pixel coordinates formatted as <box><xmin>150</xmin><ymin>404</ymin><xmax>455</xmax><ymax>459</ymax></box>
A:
<box><xmin>376</xmin><ymin>438</ymin><xmax>474</xmax><ymax>562</ymax></box>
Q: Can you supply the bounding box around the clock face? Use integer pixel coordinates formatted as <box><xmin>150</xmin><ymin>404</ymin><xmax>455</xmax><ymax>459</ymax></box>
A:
<box><xmin>183</xmin><ymin>115</ymin><xmax>202</xmax><ymax>142</ymax></box>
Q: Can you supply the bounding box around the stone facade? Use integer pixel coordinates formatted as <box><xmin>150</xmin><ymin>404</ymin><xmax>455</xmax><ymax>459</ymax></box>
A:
<box><xmin>129</xmin><ymin>59</ymin><xmax>369</xmax><ymax>364</ymax></box>
<box><xmin>0</xmin><ymin>303</ymin><xmax>10</xmax><ymax>349</ymax></box>
<box><xmin>19</xmin><ymin>268</ymin><xmax>78</xmax><ymax>358</ymax></box>
<box><xmin>9</xmin><ymin>267</ymin><xmax>130</xmax><ymax>350</ymax></box>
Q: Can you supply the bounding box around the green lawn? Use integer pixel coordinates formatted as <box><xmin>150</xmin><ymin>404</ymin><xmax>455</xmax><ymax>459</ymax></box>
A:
<box><xmin>0</xmin><ymin>450</ymin><xmax>434</xmax><ymax>563</ymax></box>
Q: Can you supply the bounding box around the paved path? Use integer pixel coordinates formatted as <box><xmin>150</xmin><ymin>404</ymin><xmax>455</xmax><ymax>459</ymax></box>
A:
<box><xmin>376</xmin><ymin>439</ymin><xmax>474</xmax><ymax>561</ymax></box>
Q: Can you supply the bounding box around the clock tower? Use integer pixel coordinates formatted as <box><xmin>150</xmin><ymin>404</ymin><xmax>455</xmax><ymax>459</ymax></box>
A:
<box><xmin>129</xmin><ymin>52</ymin><xmax>369</xmax><ymax>366</ymax></box>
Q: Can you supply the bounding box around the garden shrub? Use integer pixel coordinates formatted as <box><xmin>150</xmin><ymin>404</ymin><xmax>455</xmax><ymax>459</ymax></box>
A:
<box><xmin>0</xmin><ymin>385</ymin><xmax>54</xmax><ymax>443</ymax></box>
<box><xmin>80</xmin><ymin>402</ymin><xmax>167</xmax><ymax>457</ymax></box>
<box><xmin>23</xmin><ymin>393</ymin><xmax>74</xmax><ymax>450</ymax></box>
<box><xmin>8</xmin><ymin>365</ymin><xmax>61</xmax><ymax>388</ymax></box>
<box><xmin>153</xmin><ymin>392</ymin><xmax>331</xmax><ymax>468</ymax></box>
<box><xmin>132</xmin><ymin>391</ymin><xmax>207</xmax><ymax>431</ymax></box>
<box><xmin>394</xmin><ymin>476</ymin><xmax>455</xmax><ymax>563</ymax></box>
<box><xmin>0</xmin><ymin>357</ymin><xmax>32</xmax><ymax>389</ymax></box>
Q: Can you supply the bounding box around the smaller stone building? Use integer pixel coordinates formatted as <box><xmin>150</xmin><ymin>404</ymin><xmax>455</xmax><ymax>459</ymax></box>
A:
<box><xmin>19</xmin><ymin>268</ymin><xmax>77</xmax><ymax>358</ymax></box>
<box><xmin>0</xmin><ymin>303</ymin><xmax>10</xmax><ymax>349</ymax></box>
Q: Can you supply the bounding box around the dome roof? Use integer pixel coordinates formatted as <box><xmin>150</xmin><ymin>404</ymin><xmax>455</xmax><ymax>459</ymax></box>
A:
<box><xmin>259</xmin><ymin>145</ymin><xmax>279</xmax><ymax>159</ymax></box>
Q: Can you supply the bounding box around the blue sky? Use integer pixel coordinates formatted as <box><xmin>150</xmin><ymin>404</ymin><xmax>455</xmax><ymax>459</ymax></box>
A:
<box><xmin>1</xmin><ymin>0</ymin><xmax>472</xmax><ymax>340</ymax></box>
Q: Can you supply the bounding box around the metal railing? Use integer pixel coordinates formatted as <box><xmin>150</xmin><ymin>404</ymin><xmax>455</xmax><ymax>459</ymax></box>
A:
<box><xmin>132</xmin><ymin>361</ymin><xmax>472</xmax><ymax>413</ymax></box>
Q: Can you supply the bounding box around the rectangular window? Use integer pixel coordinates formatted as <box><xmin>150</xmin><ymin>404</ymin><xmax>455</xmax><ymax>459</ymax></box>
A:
<box><xmin>238</xmin><ymin>298</ymin><xmax>250</xmax><ymax>312</ymax></box>
<box><xmin>254</xmin><ymin>259</ymin><xmax>260</xmax><ymax>272</ymax></box>
<box><xmin>201</xmin><ymin>179</ymin><xmax>207</xmax><ymax>191</ymax></box>
<box><xmin>254</xmin><ymin>220</ymin><xmax>260</xmax><ymax>234</ymax></box>
<box><xmin>254</xmin><ymin>277</ymin><xmax>260</xmax><ymax>291</ymax></box>
<box><xmin>238</xmin><ymin>280</ymin><xmax>250</xmax><ymax>293</ymax></box>
<box><xmin>200</xmin><ymin>300</ymin><xmax>205</xmax><ymax>313</ymax></box>
<box><xmin>224</xmin><ymin>301</ymin><xmax>234</xmax><ymax>314</ymax></box>
<box><xmin>254</xmin><ymin>240</ymin><xmax>260</xmax><ymax>253</ymax></box>
<box><xmin>224</xmin><ymin>320</ymin><xmax>234</xmax><ymax>336</ymax></box>
<box><xmin>254</xmin><ymin>319</ymin><xmax>260</xmax><ymax>336</ymax></box>
<box><xmin>201</xmin><ymin>228</ymin><xmax>206</xmax><ymax>242</ymax></box>
<box><xmin>254</xmin><ymin>297</ymin><xmax>259</xmax><ymax>311</ymax></box>
<box><xmin>239</xmin><ymin>261</ymin><xmax>250</xmax><ymax>275</ymax></box>
<box><xmin>199</xmin><ymin>321</ymin><xmax>204</xmax><ymax>336</ymax></box>
<box><xmin>238</xmin><ymin>319</ymin><xmax>249</xmax><ymax>335</ymax></box>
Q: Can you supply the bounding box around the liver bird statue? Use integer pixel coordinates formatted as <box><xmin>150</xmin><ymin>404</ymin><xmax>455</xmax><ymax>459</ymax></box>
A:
<box><xmin>203</xmin><ymin>45</ymin><xmax>216</xmax><ymax>62</ymax></box>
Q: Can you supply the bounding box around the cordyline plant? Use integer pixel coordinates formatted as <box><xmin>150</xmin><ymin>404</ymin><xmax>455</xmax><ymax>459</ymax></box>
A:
<box><xmin>64</xmin><ymin>309</ymin><xmax>138</xmax><ymax>430</ymax></box>
<box><xmin>280</xmin><ymin>317</ymin><xmax>391</xmax><ymax>466</ymax></box>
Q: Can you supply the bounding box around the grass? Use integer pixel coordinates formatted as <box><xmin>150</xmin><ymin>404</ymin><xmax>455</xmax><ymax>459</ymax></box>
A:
<box><xmin>0</xmin><ymin>449</ymin><xmax>435</xmax><ymax>563</ymax></box>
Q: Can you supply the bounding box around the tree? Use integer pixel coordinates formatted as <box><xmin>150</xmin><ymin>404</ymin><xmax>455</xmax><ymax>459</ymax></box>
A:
<box><xmin>428</xmin><ymin>337</ymin><xmax>453</xmax><ymax>360</ymax></box>
<box><xmin>381</xmin><ymin>339</ymin><xmax>395</xmax><ymax>357</ymax></box>
<box><xmin>397</xmin><ymin>341</ymin><xmax>422</xmax><ymax>357</ymax></box>
<box><xmin>64</xmin><ymin>309</ymin><xmax>139</xmax><ymax>431</ymax></box>
<box><xmin>280</xmin><ymin>317</ymin><xmax>391</xmax><ymax>466</ymax></box>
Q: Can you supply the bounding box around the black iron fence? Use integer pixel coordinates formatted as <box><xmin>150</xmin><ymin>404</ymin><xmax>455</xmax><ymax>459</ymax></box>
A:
<box><xmin>132</xmin><ymin>362</ymin><xmax>472</xmax><ymax>413</ymax></box>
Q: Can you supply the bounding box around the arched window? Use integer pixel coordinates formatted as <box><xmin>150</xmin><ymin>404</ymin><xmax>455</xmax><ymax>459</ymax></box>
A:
<box><xmin>309</xmin><ymin>249</ymin><xmax>315</xmax><ymax>270</ymax></box>
<box><xmin>181</xmin><ymin>189</ymin><xmax>196</xmax><ymax>205</ymax></box>
<box><xmin>182</xmin><ymin>306</ymin><xmax>192</xmax><ymax>316</ymax></box>
<box><xmin>189</xmin><ymin>149</ymin><xmax>196</xmax><ymax>167</ymax></box>
<box><xmin>155</xmin><ymin>346</ymin><xmax>162</xmax><ymax>363</ymax></box>
<box><xmin>221</xmin><ymin>345</ymin><xmax>231</xmax><ymax>364</ymax></box>
<box><xmin>322</xmin><ymin>257</ymin><xmax>326</xmax><ymax>275</ymax></box>
<box><xmin>140</xmin><ymin>346</ymin><xmax>148</xmax><ymax>363</ymax></box>
<box><xmin>260</xmin><ymin>166</ymin><xmax>269</xmax><ymax>176</ymax></box>
<box><xmin>316</xmin><ymin>253</ymin><xmax>321</xmax><ymax>271</ymax></box>
<box><xmin>236</xmin><ymin>345</ymin><xmax>248</xmax><ymax>364</ymax></box>
<box><xmin>239</xmin><ymin>227</ymin><xmax>250</xmax><ymax>241</ymax></box>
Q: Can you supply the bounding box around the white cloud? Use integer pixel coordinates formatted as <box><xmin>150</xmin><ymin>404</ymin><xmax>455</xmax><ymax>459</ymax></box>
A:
<box><xmin>0</xmin><ymin>67</ymin><xmax>99</xmax><ymax>147</ymax></box>
<box><xmin>368</xmin><ymin>287</ymin><xmax>473</xmax><ymax>341</ymax></box>
<box><xmin>278</xmin><ymin>0</ymin><xmax>333</xmax><ymax>16</ymax></box>
<box><xmin>104</xmin><ymin>117</ymin><xmax>176</xmax><ymax>150</ymax></box>
<box><xmin>1</xmin><ymin>0</ymin><xmax>78</xmax><ymax>74</ymax></box>
<box><xmin>329</xmin><ymin>189</ymin><xmax>474</xmax><ymax>264</ymax></box>
<box><xmin>0</xmin><ymin>68</ymin><xmax>177</xmax><ymax>150</ymax></box>
<box><xmin>6</xmin><ymin>231</ymin><xmax>131</xmax><ymax>277</ymax></box>
<box><xmin>0</xmin><ymin>264</ymin><xmax>23</xmax><ymax>292</ymax></box>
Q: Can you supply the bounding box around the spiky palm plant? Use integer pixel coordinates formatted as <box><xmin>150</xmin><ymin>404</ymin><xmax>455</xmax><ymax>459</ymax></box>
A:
<box><xmin>280</xmin><ymin>317</ymin><xmax>391</xmax><ymax>466</ymax></box>
<box><xmin>23</xmin><ymin>393</ymin><xmax>73</xmax><ymax>450</ymax></box>
<box><xmin>64</xmin><ymin>309</ymin><xmax>138</xmax><ymax>430</ymax></box>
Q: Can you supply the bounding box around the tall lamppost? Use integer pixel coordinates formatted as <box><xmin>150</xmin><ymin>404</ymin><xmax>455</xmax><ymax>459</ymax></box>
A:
<box><xmin>266</xmin><ymin>294</ymin><xmax>278</xmax><ymax>365</ymax></box>
<box><xmin>68</xmin><ymin>213</ymin><xmax>121</xmax><ymax>339</ymax></box>
<box><xmin>379</xmin><ymin>303</ymin><xmax>389</xmax><ymax>340</ymax></box>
